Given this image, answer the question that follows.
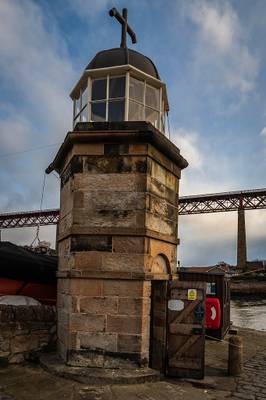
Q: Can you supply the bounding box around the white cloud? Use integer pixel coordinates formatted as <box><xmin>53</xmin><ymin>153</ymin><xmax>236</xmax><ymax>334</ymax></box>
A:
<box><xmin>0</xmin><ymin>0</ymin><xmax>72</xmax><ymax>246</ymax></box>
<box><xmin>0</xmin><ymin>0</ymin><xmax>75</xmax><ymax>142</ymax></box>
<box><xmin>172</xmin><ymin>126</ymin><xmax>236</xmax><ymax>196</ymax></box>
<box><xmin>172</xmin><ymin>128</ymin><xmax>203</xmax><ymax>170</ymax></box>
<box><xmin>260</xmin><ymin>127</ymin><xmax>266</xmax><ymax>137</ymax></box>
<box><xmin>178</xmin><ymin>210</ymin><xmax>266</xmax><ymax>266</ymax></box>
<box><xmin>171</xmin><ymin>125</ymin><xmax>262</xmax><ymax>265</ymax></box>
<box><xmin>188</xmin><ymin>0</ymin><xmax>238</xmax><ymax>54</ymax></box>
<box><xmin>183</xmin><ymin>0</ymin><xmax>259</xmax><ymax>106</ymax></box>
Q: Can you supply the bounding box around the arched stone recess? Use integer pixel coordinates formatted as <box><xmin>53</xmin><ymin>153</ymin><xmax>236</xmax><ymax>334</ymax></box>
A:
<box><xmin>150</xmin><ymin>254</ymin><xmax>171</xmax><ymax>275</ymax></box>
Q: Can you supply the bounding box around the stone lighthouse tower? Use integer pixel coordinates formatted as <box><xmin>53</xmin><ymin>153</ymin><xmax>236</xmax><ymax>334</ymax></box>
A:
<box><xmin>46</xmin><ymin>8</ymin><xmax>188</xmax><ymax>371</ymax></box>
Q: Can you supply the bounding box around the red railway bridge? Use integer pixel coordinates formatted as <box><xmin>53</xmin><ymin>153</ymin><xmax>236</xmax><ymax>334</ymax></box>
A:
<box><xmin>1</xmin><ymin>188</ymin><xmax>266</xmax><ymax>268</ymax></box>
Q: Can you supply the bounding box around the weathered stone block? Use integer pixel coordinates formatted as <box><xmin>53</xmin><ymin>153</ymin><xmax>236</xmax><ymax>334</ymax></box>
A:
<box><xmin>58</xmin><ymin>254</ymin><xmax>73</xmax><ymax>272</ymax></box>
<box><xmin>69</xmin><ymin>332</ymin><xmax>80</xmax><ymax>350</ymax></box>
<box><xmin>73</xmin><ymin>209</ymin><xmax>143</xmax><ymax>229</ymax></box>
<box><xmin>117</xmin><ymin>334</ymin><xmax>149</xmax><ymax>354</ymax></box>
<box><xmin>57</xmin><ymin>310</ymin><xmax>69</xmax><ymax>326</ymax></box>
<box><xmin>79</xmin><ymin>296</ymin><xmax>118</xmax><ymax>314</ymax></box>
<box><xmin>148</xmin><ymin>195</ymin><xmax>177</xmax><ymax>221</ymax></box>
<box><xmin>73</xmin><ymin>190</ymin><xmax>84</xmax><ymax>208</ymax></box>
<box><xmin>74</xmin><ymin>173</ymin><xmax>146</xmax><ymax>192</ymax></box>
<box><xmin>82</xmin><ymin>191</ymin><xmax>146</xmax><ymax>212</ymax></box>
<box><xmin>72</xmin><ymin>251</ymin><xmax>103</xmax><ymax>271</ymax></box>
<box><xmin>106</xmin><ymin>315</ymin><xmax>142</xmax><ymax>334</ymax></box>
<box><xmin>69</xmin><ymin>279</ymin><xmax>103</xmax><ymax>296</ymax></box>
<box><xmin>112</xmin><ymin>236</ymin><xmax>146</xmax><ymax>254</ymax></box>
<box><xmin>79</xmin><ymin>332</ymin><xmax>117</xmax><ymax>352</ymax></box>
<box><xmin>129</xmin><ymin>143</ymin><xmax>148</xmax><ymax>154</ymax></box>
<box><xmin>150</xmin><ymin>159</ymin><xmax>178</xmax><ymax>192</ymax></box>
<box><xmin>147</xmin><ymin>176</ymin><xmax>177</xmax><ymax>205</ymax></box>
<box><xmin>147</xmin><ymin>144</ymin><xmax>181</xmax><ymax>178</ymax></box>
<box><xmin>103</xmin><ymin>280</ymin><xmax>149</xmax><ymax>297</ymax></box>
<box><xmin>57</xmin><ymin>278</ymin><xmax>70</xmax><ymax>294</ymax></box>
<box><xmin>102</xmin><ymin>253</ymin><xmax>145</xmax><ymax>273</ymax></box>
<box><xmin>57</xmin><ymin>322</ymin><xmax>69</xmax><ymax>346</ymax></box>
<box><xmin>149</xmin><ymin>238</ymin><xmax>176</xmax><ymax>261</ymax></box>
<box><xmin>83</xmin><ymin>155</ymin><xmax>147</xmax><ymax>174</ymax></box>
<box><xmin>146</xmin><ymin>212</ymin><xmax>177</xmax><ymax>236</ymax></box>
<box><xmin>63</xmin><ymin>143</ymin><xmax>104</xmax><ymax>172</ymax></box>
<box><xmin>57</xmin><ymin>293</ymin><xmax>73</xmax><ymax>311</ymax></box>
<box><xmin>70</xmin><ymin>313</ymin><xmax>105</xmax><ymax>332</ymax></box>
<box><xmin>148</xmin><ymin>254</ymin><xmax>169</xmax><ymax>274</ymax></box>
<box><xmin>118</xmin><ymin>297</ymin><xmax>150</xmax><ymax>316</ymax></box>
<box><xmin>117</xmin><ymin>334</ymin><xmax>142</xmax><ymax>352</ymax></box>
<box><xmin>71</xmin><ymin>236</ymin><xmax>112</xmax><ymax>252</ymax></box>
<box><xmin>60</xmin><ymin>180</ymin><xmax>74</xmax><ymax>218</ymax></box>
<box><xmin>58</xmin><ymin>212</ymin><xmax>73</xmax><ymax>237</ymax></box>
<box><xmin>11</xmin><ymin>335</ymin><xmax>39</xmax><ymax>354</ymax></box>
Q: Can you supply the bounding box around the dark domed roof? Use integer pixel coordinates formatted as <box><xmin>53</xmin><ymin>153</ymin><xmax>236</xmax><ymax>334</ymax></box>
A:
<box><xmin>86</xmin><ymin>47</ymin><xmax>160</xmax><ymax>80</ymax></box>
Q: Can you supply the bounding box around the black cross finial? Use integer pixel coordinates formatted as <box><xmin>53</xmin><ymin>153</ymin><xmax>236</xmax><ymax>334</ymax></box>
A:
<box><xmin>109</xmin><ymin>8</ymin><xmax>137</xmax><ymax>48</ymax></box>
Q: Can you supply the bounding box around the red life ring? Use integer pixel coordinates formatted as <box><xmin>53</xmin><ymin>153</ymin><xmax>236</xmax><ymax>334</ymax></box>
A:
<box><xmin>206</xmin><ymin>298</ymin><xmax>221</xmax><ymax>329</ymax></box>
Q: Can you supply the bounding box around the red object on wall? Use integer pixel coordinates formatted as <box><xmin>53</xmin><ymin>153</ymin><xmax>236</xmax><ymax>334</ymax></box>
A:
<box><xmin>206</xmin><ymin>298</ymin><xmax>221</xmax><ymax>329</ymax></box>
<box><xmin>0</xmin><ymin>278</ymin><xmax>56</xmax><ymax>305</ymax></box>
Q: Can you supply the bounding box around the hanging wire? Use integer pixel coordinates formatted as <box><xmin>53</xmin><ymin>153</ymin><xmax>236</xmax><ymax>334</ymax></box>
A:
<box><xmin>30</xmin><ymin>172</ymin><xmax>47</xmax><ymax>247</ymax></box>
<box><xmin>166</xmin><ymin>111</ymin><xmax>171</xmax><ymax>140</ymax></box>
<box><xmin>205</xmin><ymin>334</ymin><xmax>243</xmax><ymax>349</ymax></box>
<box><xmin>0</xmin><ymin>143</ymin><xmax>60</xmax><ymax>158</ymax></box>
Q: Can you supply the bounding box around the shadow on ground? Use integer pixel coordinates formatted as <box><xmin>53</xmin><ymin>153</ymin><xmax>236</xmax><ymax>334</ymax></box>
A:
<box><xmin>0</xmin><ymin>328</ymin><xmax>265</xmax><ymax>400</ymax></box>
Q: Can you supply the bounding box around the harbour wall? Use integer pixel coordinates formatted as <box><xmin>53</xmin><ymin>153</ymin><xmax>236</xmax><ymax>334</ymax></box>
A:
<box><xmin>231</xmin><ymin>280</ymin><xmax>266</xmax><ymax>296</ymax></box>
<box><xmin>0</xmin><ymin>304</ymin><xmax>56</xmax><ymax>365</ymax></box>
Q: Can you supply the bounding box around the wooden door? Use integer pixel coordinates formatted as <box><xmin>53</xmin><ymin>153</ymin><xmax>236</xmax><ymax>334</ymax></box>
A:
<box><xmin>150</xmin><ymin>280</ymin><xmax>168</xmax><ymax>373</ymax></box>
<box><xmin>166</xmin><ymin>280</ymin><xmax>206</xmax><ymax>379</ymax></box>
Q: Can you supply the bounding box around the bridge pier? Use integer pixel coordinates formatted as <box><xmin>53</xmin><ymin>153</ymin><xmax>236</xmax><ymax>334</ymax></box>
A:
<box><xmin>237</xmin><ymin>206</ymin><xmax>247</xmax><ymax>270</ymax></box>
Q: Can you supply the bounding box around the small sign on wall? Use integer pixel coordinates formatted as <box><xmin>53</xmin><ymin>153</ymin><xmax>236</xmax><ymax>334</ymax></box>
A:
<box><xmin>168</xmin><ymin>299</ymin><xmax>184</xmax><ymax>311</ymax></box>
<box><xmin>188</xmin><ymin>289</ymin><xmax>197</xmax><ymax>301</ymax></box>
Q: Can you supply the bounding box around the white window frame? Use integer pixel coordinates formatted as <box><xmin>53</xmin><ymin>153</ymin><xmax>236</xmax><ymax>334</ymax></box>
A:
<box><xmin>90</xmin><ymin>75</ymin><xmax>126</xmax><ymax>122</ymax></box>
<box><xmin>73</xmin><ymin>71</ymin><xmax>166</xmax><ymax>133</ymax></box>
<box><xmin>127</xmin><ymin>75</ymin><xmax>164</xmax><ymax>131</ymax></box>
<box><xmin>73</xmin><ymin>82</ymin><xmax>89</xmax><ymax>127</ymax></box>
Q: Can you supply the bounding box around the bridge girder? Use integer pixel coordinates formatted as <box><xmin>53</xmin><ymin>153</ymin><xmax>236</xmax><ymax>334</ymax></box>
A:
<box><xmin>0</xmin><ymin>189</ymin><xmax>266</xmax><ymax>228</ymax></box>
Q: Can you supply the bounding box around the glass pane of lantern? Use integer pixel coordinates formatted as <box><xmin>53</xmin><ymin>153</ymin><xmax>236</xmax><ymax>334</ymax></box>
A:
<box><xmin>128</xmin><ymin>100</ymin><xmax>144</xmax><ymax>120</ymax></box>
<box><xmin>92</xmin><ymin>79</ymin><xmax>107</xmax><ymax>101</ymax></box>
<box><xmin>81</xmin><ymin>86</ymin><xmax>88</xmax><ymax>108</ymax></box>
<box><xmin>129</xmin><ymin>77</ymin><xmax>144</xmax><ymax>103</ymax></box>
<box><xmin>80</xmin><ymin>105</ymin><xmax>88</xmax><ymax>122</ymax></box>
<box><xmin>161</xmin><ymin>113</ymin><xmax>165</xmax><ymax>132</ymax></box>
<box><xmin>74</xmin><ymin>97</ymin><xmax>81</xmax><ymax>116</ymax></box>
<box><xmin>145</xmin><ymin>106</ymin><xmax>159</xmax><ymax>128</ymax></box>
<box><xmin>74</xmin><ymin>114</ymin><xmax>80</xmax><ymax>125</ymax></box>
<box><xmin>108</xmin><ymin>100</ymin><xmax>125</xmax><ymax>121</ymax></box>
<box><xmin>109</xmin><ymin>76</ymin><xmax>125</xmax><ymax>99</ymax></box>
<box><xmin>145</xmin><ymin>85</ymin><xmax>159</xmax><ymax>109</ymax></box>
<box><xmin>91</xmin><ymin>102</ymin><xmax>106</xmax><ymax>121</ymax></box>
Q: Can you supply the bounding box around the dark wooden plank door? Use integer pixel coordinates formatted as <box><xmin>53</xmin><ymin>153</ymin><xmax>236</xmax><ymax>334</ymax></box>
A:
<box><xmin>166</xmin><ymin>280</ymin><xmax>206</xmax><ymax>379</ymax></box>
<box><xmin>150</xmin><ymin>280</ymin><xmax>168</xmax><ymax>373</ymax></box>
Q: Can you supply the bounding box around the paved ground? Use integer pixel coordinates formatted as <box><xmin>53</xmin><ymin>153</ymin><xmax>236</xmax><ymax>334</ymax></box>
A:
<box><xmin>231</xmin><ymin>350</ymin><xmax>266</xmax><ymax>400</ymax></box>
<box><xmin>0</xmin><ymin>328</ymin><xmax>265</xmax><ymax>400</ymax></box>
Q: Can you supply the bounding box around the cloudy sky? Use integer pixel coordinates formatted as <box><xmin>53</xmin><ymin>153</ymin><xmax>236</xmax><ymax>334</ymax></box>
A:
<box><xmin>0</xmin><ymin>0</ymin><xmax>266</xmax><ymax>266</ymax></box>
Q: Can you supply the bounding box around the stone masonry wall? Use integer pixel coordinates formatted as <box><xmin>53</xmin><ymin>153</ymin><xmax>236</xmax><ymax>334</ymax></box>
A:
<box><xmin>0</xmin><ymin>305</ymin><xmax>56</xmax><ymax>365</ymax></box>
<box><xmin>57</xmin><ymin>278</ymin><xmax>151</xmax><ymax>368</ymax></box>
<box><xmin>55</xmin><ymin>128</ymin><xmax>184</xmax><ymax>368</ymax></box>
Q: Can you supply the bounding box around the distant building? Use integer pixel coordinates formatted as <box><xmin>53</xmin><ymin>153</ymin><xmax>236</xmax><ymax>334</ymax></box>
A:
<box><xmin>184</xmin><ymin>263</ymin><xmax>230</xmax><ymax>274</ymax></box>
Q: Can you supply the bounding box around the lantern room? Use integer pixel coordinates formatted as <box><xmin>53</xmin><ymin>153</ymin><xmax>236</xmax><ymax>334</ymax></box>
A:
<box><xmin>70</xmin><ymin>41</ymin><xmax>169</xmax><ymax>133</ymax></box>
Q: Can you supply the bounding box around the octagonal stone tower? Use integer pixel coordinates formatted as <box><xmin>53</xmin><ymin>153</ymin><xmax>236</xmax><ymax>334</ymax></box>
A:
<box><xmin>46</xmin><ymin>8</ymin><xmax>188</xmax><ymax>370</ymax></box>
